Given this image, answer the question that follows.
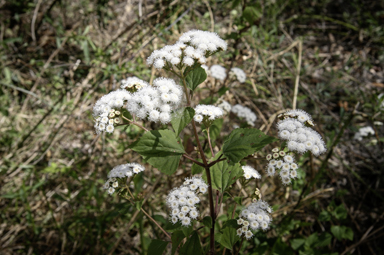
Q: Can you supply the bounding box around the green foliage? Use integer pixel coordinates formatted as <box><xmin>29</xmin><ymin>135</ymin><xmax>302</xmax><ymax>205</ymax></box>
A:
<box><xmin>331</xmin><ymin>225</ymin><xmax>354</xmax><ymax>241</ymax></box>
<box><xmin>171</xmin><ymin>107</ymin><xmax>195</xmax><ymax>136</ymax></box>
<box><xmin>171</xmin><ymin>230</ymin><xmax>185</xmax><ymax>255</ymax></box>
<box><xmin>129</xmin><ymin>130</ymin><xmax>185</xmax><ymax>175</ymax></box>
<box><xmin>222</xmin><ymin>128</ymin><xmax>277</xmax><ymax>163</ymax></box>
<box><xmin>179</xmin><ymin>231</ymin><xmax>203</xmax><ymax>255</ymax></box>
<box><xmin>147</xmin><ymin>239</ymin><xmax>169</xmax><ymax>255</ymax></box>
<box><xmin>242</xmin><ymin>6</ymin><xmax>261</xmax><ymax>24</ymax></box>
<box><xmin>217</xmin><ymin>226</ymin><xmax>240</xmax><ymax>250</ymax></box>
<box><xmin>202</xmin><ymin>216</ymin><xmax>212</xmax><ymax>229</ymax></box>
<box><xmin>204</xmin><ymin>153</ymin><xmax>243</xmax><ymax>193</ymax></box>
<box><xmin>185</xmin><ymin>66</ymin><xmax>207</xmax><ymax>91</ymax></box>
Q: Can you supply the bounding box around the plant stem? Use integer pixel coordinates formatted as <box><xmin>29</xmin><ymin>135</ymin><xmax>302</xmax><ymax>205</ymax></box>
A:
<box><xmin>122</xmin><ymin>115</ymin><xmax>149</xmax><ymax>132</ymax></box>
<box><xmin>235</xmin><ymin>238</ymin><xmax>244</xmax><ymax>255</ymax></box>
<box><xmin>183</xmin><ymin>153</ymin><xmax>205</xmax><ymax>167</ymax></box>
<box><xmin>125</xmin><ymin>186</ymin><xmax>172</xmax><ymax>240</ymax></box>
<box><xmin>207</xmin><ymin>126</ymin><xmax>215</xmax><ymax>157</ymax></box>
<box><xmin>180</xmin><ymin>70</ymin><xmax>216</xmax><ymax>254</ymax></box>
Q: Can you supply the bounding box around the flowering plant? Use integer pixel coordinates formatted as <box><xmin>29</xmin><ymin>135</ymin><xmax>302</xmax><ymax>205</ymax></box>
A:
<box><xmin>93</xmin><ymin>30</ymin><xmax>326</xmax><ymax>254</ymax></box>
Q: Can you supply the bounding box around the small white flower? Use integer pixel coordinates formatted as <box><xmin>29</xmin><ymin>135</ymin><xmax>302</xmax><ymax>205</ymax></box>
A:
<box><xmin>108</xmin><ymin>187</ymin><xmax>115</xmax><ymax>194</ymax></box>
<box><xmin>189</xmin><ymin>210</ymin><xmax>199</xmax><ymax>219</ymax></box>
<box><xmin>245</xmin><ymin>230</ymin><xmax>253</xmax><ymax>239</ymax></box>
<box><xmin>284</xmin><ymin>155</ymin><xmax>294</xmax><ymax>163</ymax></box>
<box><xmin>182</xmin><ymin>217</ymin><xmax>191</xmax><ymax>226</ymax></box>
<box><xmin>250</xmin><ymin>221</ymin><xmax>260</xmax><ymax>230</ymax></box>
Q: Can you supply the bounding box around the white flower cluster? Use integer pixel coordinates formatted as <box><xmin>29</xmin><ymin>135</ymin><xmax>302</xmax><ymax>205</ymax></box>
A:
<box><xmin>217</xmin><ymin>100</ymin><xmax>232</xmax><ymax>113</ymax></box>
<box><xmin>353</xmin><ymin>126</ymin><xmax>375</xmax><ymax>141</ymax></box>
<box><xmin>126</xmin><ymin>78</ymin><xmax>183</xmax><ymax>124</ymax></box>
<box><xmin>121</xmin><ymin>76</ymin><xmax>149</xmax><ymax>91</ymax></box>
<box><xmin>230</xmin><ymin>67</ymin><xmax>246</xmax><ymax>83</ymax></box>
<box><xmin>236</xmin><ymin>200</ymin><xmax>273</xmax><ymax>239</ymax></box>
<box><xmin>194</xmin><ymin>104</ymin><xmax>224</xmax><ymax>123</ymax></box>
<box><xmin>265</xmin><ymin>148</ymin><xmax>298</xmax><ymax>185</ymax></box>
<box><xmin>147</xmin><ymin>30</ymin><xmax>227</xmax><ymax>69</ymax></box>
<box><xmin>210</xmin><ymin>65</ymin><xmax>227</xmax><ymax>81</ymax></box>
<box><xmin>103</xmin><ymin>163</ymin><xmax>145</xmax><ymax>195</ymax></box>
<box><xmin>242</xmin><ymin>165</ymin><xmax>261</xmax><ymax>180</ymax></box>
<box><xmin>167</xmin><ymin>177</ymin><xmax>208</xmax><ymax>226</ymax></box>
<box><xmin>93</xmin><ymin>88</ymin><xmax>133</xmax><ymax>134</ymax></box>
<box><xmin>277</xmin><ymin>109</ymin><xmax>326</xmax><ymax>156</ymax></box>
<box><xmin>231</xmin><ymin>104</ymin><xmax>257</xmax><ymax>126</ymax></box>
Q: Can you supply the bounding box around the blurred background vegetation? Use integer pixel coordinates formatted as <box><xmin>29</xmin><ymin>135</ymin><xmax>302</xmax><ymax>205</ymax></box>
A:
<box><xmin>0</xmin><ymin>0</ymin><xmax>383</xmax><ymax>254</ymax></box>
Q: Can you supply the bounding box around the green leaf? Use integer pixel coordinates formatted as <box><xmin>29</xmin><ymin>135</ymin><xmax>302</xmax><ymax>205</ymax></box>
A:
<box><xmin>171</xmin><ymin>230</ymin><xmax>185</xmax><ymax>255</ymax></box>
<box><xmin>331</xmin><ymin>226</ymin><xmax>354</xmax><ymax>241</ymax></box>
<box><xmin>165</xmin><ymin>222</ymin><xmax>182</xmax><ymax>232</ymax></box>
<box><xmin>129</xmin><ymin>130</ymin><xmax>185</xmax><ymax>175</ymax></box>
<box><xmin>344</xmin><ymin>227</ymin><xmax>354</xmax><ymax>241</ymax></box>
<box><xmin>191</xmin><ymin>163</ymin><xmax>204</xmax><ymax>175</ymax></box>
<box><xmin>242</xmin><ymin>6</ymin><xmax>261</xmax><ymax>24</ymax></box>
<box><xmin>222</xmin><ymin>128</ymin><xmax>277</xmax><ymax>163</ymax></box>
<box><xmin>202</xmin><ymin>216</ymin><xmax>212</xmax><ymax>229</ymax></box>
<box><xmin>223</xmin><ymin>219</ymin><xmax>239</xmax><ymax>229</ymax></box>
<box><xmin>305</xmin><ymin>233</ymin><xmax>318</xmax><ymax>247</ymax></box>
<box><xmin>218</xmin><ymin>227</ymin><xmax>240</xmax><ymax>250</ymax></box>
<box><xmin>147</xmin><ymin>239</ymin><xmax>169</xmax><ymax>255</ymax></box>
<box><xmin>207</xmin><ymin>118</ymin><xmax>223</xmax><ymax>142</ymax></box>
<box><xmin>331</xmin><ymin>225</ymin><xmax>343</xmax><ymax>240</ymax></box>
<box><xmin>185</xmin><ymin>67</ymin><xmax>207</xmax><ymax>91</ymax></box>
<box><xmin>318</xmin><ymin>210</ymin><xmax>331</xmax><ymax>221</ymax></box>
<box><xmin>209</xmin><ymin>153</ymin><xmax>243</xmax><ymax>192</ymax></box>
<box><xmin>333</xmin><ymin>204</ymin><xmax>348</xmax><ymax>220</ymax></box>
<box><xmin>316</xmin><ymin>232</ymin><xmax>332</xmax><ymax>247</ymax></box>
<box><xmin>179</xmin><ymin>231</ymin><xmax>203</xmax><ymax>255</ymax></box>
<box><xmin>171</xmin><ymin>107</ymin><xmax>195</xmax><ymax>136</ymax></box>
<box><xmin>182</xmin><ymin>225</ymin><xmax>193</xmax><ymax>238</ymax></box>
<box><xmin>291</xmin><ymin>238</ymin><xmax>305</xmax><ymax>250</ymax></box>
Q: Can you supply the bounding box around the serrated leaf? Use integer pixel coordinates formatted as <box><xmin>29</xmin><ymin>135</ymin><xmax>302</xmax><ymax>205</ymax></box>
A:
<box><xmin>147</xmin><ymin>239</ymin><xmax>169</xmax><ymax>255</ymax></box>
<box><xmin>129</xmin><ymin>130</ymin><xmax>185</xmax><ymax>175</ymax></box>
<box><xmin>171</xmin><ymin>107</ymin><xmax>195</xmax><ymax>136</ymax></box>
<box><xmin>208</xmin><ymin>153</ymin><xmax>243</xmax><ymax>192</ymax></box>
<box><xmin>171</xmin><ymin>230</ymin><xmax>185</xmax><ymax>255</ymax></box>
<box><xmin>242</xmin><ymin>6</ymin><xmax>261</xmax><ymax>24</ymax></box>
<box><xmin>222</xmin><ymin>128</ymin><xmax>277</xmax><ymax>163</ymax></box>
<box><xmin>179</xmin><ymin>231</ymin><xmax>203</xmax><ymax>255</ymax></box>
<box><xmin>202</xmin><ymin>216</ymin><xmax>212</xmax><ymax>229</ymax></box>
<box><xmin>185</xmin><ymin>67</ymin><xmax>207</xmax><ymax>91</ymax></box>
<box><xmin>218</xmin><ymin>227</ymin><xmax>240</xmax><ymax>250</ymax></box>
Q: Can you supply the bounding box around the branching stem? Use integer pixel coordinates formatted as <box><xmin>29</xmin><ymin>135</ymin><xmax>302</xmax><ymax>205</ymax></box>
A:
<box><xmin>125</xmin><ymin>186</ymin><xmax>171</xmax><ymax>240</ymax></box>
<box><xmin>180</xmin><ymin>70</ymin><xmax>216</xmax><ymax>254</ymax></box>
